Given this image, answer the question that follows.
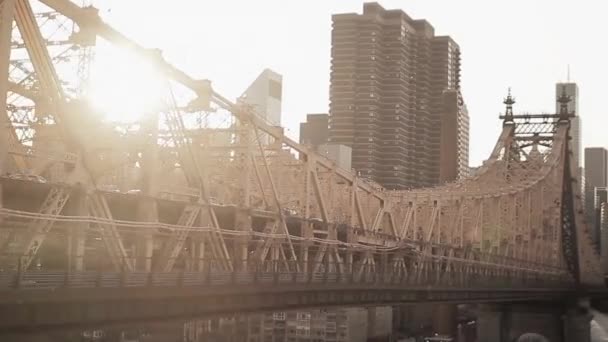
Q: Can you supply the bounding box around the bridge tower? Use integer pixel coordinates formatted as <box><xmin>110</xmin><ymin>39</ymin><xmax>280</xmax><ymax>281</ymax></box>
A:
<box><xmin>475</xmin><ymin>90</ymin><xmax>598</xmax><ymax>342</ymax></box>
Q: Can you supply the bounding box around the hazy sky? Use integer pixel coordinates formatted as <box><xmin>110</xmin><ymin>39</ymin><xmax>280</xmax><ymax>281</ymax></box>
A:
<box><xmin>92</xmin><ymin>0</ymin><xmax>608</xmax><ymax>166</ymax></box>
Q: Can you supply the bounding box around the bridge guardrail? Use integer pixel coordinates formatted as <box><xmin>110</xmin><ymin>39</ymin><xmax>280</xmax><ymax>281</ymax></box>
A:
<box><xmin>0</xmin><ymin>264</ymin><xmax>574</xmax><ymax>292</ymax></box>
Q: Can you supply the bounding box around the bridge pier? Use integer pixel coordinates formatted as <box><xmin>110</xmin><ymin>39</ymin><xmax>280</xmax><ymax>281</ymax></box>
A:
<box><xmin>432</xmin><ymin>303</ymin><xmax>457</xmax><ymax>336</ymax></box>
<box><xmin>367</xmin><ymin>306</ymin><xmax>393</xmax><ymax>341</ymax></box>
<box><xmin>476</xmin><ymin>300</ymin><xmax>592</xmax><ymax>342</ymax></box>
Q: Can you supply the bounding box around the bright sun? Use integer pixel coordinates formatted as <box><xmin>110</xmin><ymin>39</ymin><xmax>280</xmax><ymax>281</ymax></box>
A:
<box><xmin>87</xmin><ymin>46</ymin><xmax>166</xmax><ymax>123</ymax></box>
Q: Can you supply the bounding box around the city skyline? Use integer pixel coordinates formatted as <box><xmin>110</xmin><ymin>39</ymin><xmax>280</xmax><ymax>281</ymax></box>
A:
<box><xmin>93</xmin><ymin>0</ymin><xmax>608</xmax><ymax>166</ymax></box>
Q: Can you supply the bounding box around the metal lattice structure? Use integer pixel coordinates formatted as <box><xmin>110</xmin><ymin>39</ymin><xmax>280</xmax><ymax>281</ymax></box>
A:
<box><xmin>0</xmin><ymin>0</ymin><xmax>603</xmax><ymax>293</ymax></box>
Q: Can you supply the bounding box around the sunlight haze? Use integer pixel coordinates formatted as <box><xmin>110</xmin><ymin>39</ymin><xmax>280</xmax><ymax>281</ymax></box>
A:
<box><xmin>91</xmin><ymin>0</ymin><xmax>608</xmax><ymax>165</ymax></box>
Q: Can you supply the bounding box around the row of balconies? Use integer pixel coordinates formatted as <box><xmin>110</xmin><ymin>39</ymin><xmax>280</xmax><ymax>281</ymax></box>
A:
<box><xmin>329</xmin><ymin>72</ymin><xmax>414</xmax><ymax>82</ymax></box>
<box><xmin>331</xmin><ymin>54</ymin><xmax>413</xmax><ymax>68</ymax></box>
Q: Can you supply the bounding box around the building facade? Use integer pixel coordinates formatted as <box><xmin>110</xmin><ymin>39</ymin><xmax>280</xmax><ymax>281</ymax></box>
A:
<box><xmin>584</xmin><ymin>147</ymin><xmax>608</xmax><ymax>246</ymax></box>
<box><xmin>183</xmin><ymin>308</ymin><xmax>372</xmax><ymax>342</ymax></box>
<box><xmin>240</xmin><ymin>68</ymin><xmax>283</xmax><ymax>125</ymax></box>
<box><xmin>329</xmin><ymin>2</ymin><xmax>469</xmax><ymax>189</ymax></box>
<box><xmin>300</xmin><ymin>114</ymin><xmax>330</xmax><ymax>149</ymax></box>
<box><xmin>595</xmin><ymin>187</ymin><xmax>608</xmax><ymax>251</ymax></box>
<box><xmin>439</xmin><ymin>89</ymin><xmax>469</xmax><ymax>182</ymax></box>
<box><xmin>601</xmin><ymin>202</ymin><xmax>608</xmax><ymax>274</ymax></box>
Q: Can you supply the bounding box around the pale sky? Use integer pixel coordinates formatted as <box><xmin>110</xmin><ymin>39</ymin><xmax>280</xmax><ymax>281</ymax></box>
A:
<box><xmin>91</xmin><ymin>0</ymin><xmax>608</xmax><ymax>166</ymax></box>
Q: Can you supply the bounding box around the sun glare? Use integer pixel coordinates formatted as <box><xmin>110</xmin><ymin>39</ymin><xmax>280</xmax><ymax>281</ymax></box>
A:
<box><xmin>87</xmin><ymin>47</ymin><xmax>166</xmax><ymax>123</ymax></box>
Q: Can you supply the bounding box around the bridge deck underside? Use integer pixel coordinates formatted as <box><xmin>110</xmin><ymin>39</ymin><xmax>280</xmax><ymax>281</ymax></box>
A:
<box><xmin>0</xmin><ymin>278</ymin><xmax>588</xmax><ymax>332</ymax></box>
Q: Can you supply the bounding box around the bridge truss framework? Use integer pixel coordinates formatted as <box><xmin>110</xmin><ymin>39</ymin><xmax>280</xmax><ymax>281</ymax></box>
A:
<box><xmin>0</xmin><ymin>0</ymin><xmax>603</xmax><ymax>297</ymax></box>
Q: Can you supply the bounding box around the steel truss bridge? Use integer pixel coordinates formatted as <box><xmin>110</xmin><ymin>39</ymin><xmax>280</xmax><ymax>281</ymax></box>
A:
<box><xmin>0</xmin><ymin>0</ymin><xmax>605</xmax><ymax>332</ymax></box>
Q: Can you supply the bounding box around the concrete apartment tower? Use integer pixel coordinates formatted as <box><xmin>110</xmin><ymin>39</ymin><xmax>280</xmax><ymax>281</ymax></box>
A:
<box><xmin>329</xmin><ymin>2</ymin><xmax>469</xmax><ymax>189</ymax></box>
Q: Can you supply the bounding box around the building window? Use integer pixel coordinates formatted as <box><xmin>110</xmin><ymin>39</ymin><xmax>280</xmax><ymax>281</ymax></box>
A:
<box><xmin>297</xmin><ymin>313</ymin><xmax>311</xmax><ymax>320</ymax></box>
<box><xmin>268</xmin><ymin>79</ymin><xmax>282</xmax><ymax>100</ymax></box>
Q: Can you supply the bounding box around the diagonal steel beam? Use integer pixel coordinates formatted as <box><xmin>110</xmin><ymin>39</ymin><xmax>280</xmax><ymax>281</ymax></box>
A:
<box><xmin>155</xmin><ymin>204</ymin><xmax>200</xmax><ymax>272</ymax></box>
<box><xmin>0</xmin><ymin>0</ymin><xmax>16</xmax><ymax>174</ymax></box>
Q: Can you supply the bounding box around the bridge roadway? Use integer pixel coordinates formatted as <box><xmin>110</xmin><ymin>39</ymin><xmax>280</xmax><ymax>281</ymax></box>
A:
<box><xmin>0</xmin><ymin>267</ymin><xmax>604</xmax><ymax>332</ymax></box>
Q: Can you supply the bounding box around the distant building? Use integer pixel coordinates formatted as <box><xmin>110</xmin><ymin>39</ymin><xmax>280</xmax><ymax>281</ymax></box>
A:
<box><xmin>239</xmin><ymin>69</ymin><xmax>283</xmax><ymax>146</ymax></box>
<box><xmin>579</xmin><ymin>166</ymin><xmax>586</xmax><ymax>203</ymax></box>
<box><xmin>186</xmin><ymin>309</ymin><xmax>370</xmax><ymax>342</ymax></box>
<box><xmin>584</xmin><ymin>147</ymin><xmax>608</xmax><ymax>246</ymax></box>
<box><xmin>595</xmin><ymin>187</ymin><xmax>608</xmax><ymax>250</ymax></box>
<box><xmin>329</xmin><ymin>2</ymin><xmax>469</xmax><ymax>189</ymax></box>
<box><xmin>300</xmin><ymin>113</ymin><xmax>352</xmax><ymax>170</ymax></box>
<box><xmin>439</xmin><ymin>89</ymin><xmax>470</xmax><ymax>183</ymax></box>
<box><xmin>300</xmin><ymin>113</ymin><xmax>329</xmax><ymax>148</ymax></box>
<box><xmin>602</xmin><ymin>202</ymin><xmax>608</xmax><ymax>273</ymax></box>
<box><xmin>319</xmin><ymin>143</ymin><xmax>352</xmax><ymax>170</ymax></box>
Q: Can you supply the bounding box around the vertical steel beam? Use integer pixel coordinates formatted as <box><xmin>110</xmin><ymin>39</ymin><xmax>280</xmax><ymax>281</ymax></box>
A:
<box><xmin>67</xmin><ymin>187</ymin><xmax>87</xmax><ymax>271</ymax></box>
<box><xmin>251</xmin><ymin>124</ymin><xmax>297</xmax><ymax>268</ymax></box>
<box><xmin>135</xmin><ymin>112</ymin><xmax>159</xmax><ymax>272</ymax></box>
<box><xmin>0</xmin><ymin>0</ymin><xmax>15</xmax><ymax>175</ymax></box>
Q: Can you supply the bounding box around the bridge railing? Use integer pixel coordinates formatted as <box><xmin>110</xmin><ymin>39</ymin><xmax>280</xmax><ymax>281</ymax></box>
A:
<box><xmin>0</xmin><ymin>258</ymin><xmax>574</xmax><ymax>291</ymax></box>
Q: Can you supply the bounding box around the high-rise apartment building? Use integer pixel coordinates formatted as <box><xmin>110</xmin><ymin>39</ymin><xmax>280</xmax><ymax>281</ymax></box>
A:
<box><xmin>329</xmin><ymin>2</ymin><xmax>469</xmax><ymax>189</ymax></box>
<box><xmin>584</xmin><ymin>147</ymin><xmax>608</xmax><ymax>245</ymax></box>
